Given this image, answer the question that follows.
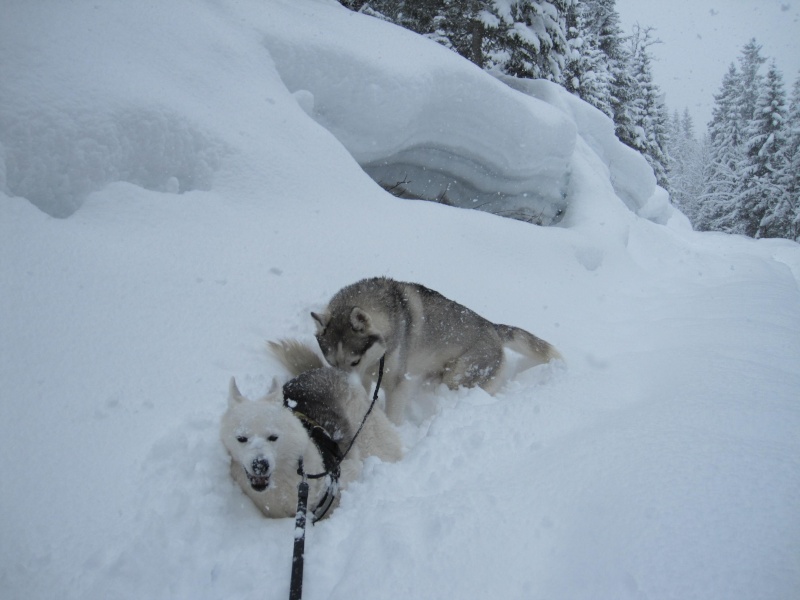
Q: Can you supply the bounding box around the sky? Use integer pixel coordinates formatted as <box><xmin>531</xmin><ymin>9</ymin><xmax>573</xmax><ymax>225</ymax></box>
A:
<box><xmin>615</xmin><ymin>0</ymin><xmax>800</xmax><ymax>130</ymax></box>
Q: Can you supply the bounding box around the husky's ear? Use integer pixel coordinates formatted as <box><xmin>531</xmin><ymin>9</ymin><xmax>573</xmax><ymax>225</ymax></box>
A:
<box><xmin>267</xmin><ymin>376</ymin><xmax>281</xmax><ymax>395</ymax></box>
<box><xmin>311</xmin><ymin>311</ymin><xmax>330</xmax><ymax>333</ymax></box>
<box><xmin>228</xmin><ymin>377</ymin><xmax>246</xmax><ymax>406</ymax></box>
<box><xmin>349</xmin><ymin>307</ymin><xmax>371</xmax><ymax>332</ymax></box>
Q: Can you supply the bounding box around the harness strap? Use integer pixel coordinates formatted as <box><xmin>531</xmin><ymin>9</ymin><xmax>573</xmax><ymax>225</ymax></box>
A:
<box><xmin>287</xmin><ymin>356</ymin><xmax>386</xmax><ymax>600</ymax></box>
<box><xmin>286</xmin><ymin>355</ymin><xmax>386</xmax><ymax>521</ymax></box>
<box><xmin>291</xmin><ymin>412</ymin><xmax>343</xmax><ymax>477</ymax></box>
<box><xmin>288</xmin><ymin>412</ymin><xmax>342</xmax><ymax>522</ymax></box>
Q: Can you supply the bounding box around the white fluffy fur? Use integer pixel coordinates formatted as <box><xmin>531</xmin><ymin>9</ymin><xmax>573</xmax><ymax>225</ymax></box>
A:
<box><xmin>221</xmin><ymin>343</ymin><xmax>401</xmax><ymax>519</ymax></box>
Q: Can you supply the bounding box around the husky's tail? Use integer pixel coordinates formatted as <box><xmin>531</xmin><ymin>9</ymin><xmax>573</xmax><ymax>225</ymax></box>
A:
<box><xmin>496</xmin><ymin>324</ymin><xmax>563</xmax><ymax>364</ymax></box>
<box><xmin>267</xmin><ymin>338</ymin><xmax>326</xmax><ymax>376</ymax></box>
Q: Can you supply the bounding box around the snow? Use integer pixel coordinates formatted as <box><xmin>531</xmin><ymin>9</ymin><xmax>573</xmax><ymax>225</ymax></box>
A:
<box><xmin>1</xmin><ymin>1</ymin><xmax>799</xmax><ymax>599</ymax></box>
<box><xmin>264</xmin><ymin>4</ymin><xmax>575</xmax><ymax>223</ymax></box>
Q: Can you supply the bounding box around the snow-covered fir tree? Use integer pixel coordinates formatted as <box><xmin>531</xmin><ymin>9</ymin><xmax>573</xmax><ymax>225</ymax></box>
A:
<box><xmin>783</xmin><ymin>76</ymin><xmax>800</xmax><ymax>240</ymax></box>
<box><xmin>697</xmin><ymin>63</ymin><xmax>743</xmax><ymax>232</ymax></box>
<box><xmin>608</xmin><ymin>46</ymin><xmax>638</xmax><ymax>147</ymax></box>
<box><xmin>584</xmin><ymin>0</ymin><xmax>633</xmax><ymax>134</ymax></box>
<box><xmin>736</xmin><ymin>39</ymin><xmax>767</xmax><ymax>140</ymax></box>
<box><xmin>698</xmin><ymin>40</ymin><xmax>799</xmax><ymax>241</ymax></box>
<box><xmin>615</xmin><ymin>25</ymin><xmax>670</xmax><ymax>189</ymax></box>
<box><xmin>699</xmin><ymin>41</ymin><xmax>770</xmax><ymax>236</ymax></box>
<box><xmin>736</xmin><ymin>61</ymin><xmax>789</xmax><ymax>238</ymax></box>
<box><xmin>563</xmin><ymin>1</ymin><xmax>614</xmax><ymax>117</ymax></box>
<box><xmin>429</xmin><ymin>1</ymin><xmax>489</xmax><ymax>67</ymax></box>
<box><xmin>344</xmin><ymin>1</ymin><xmax>575</xmax><ymax>81</ymax></box>
<box><xmin>667</xmin><ymin>108</ymin><xmax>705</xmax><ymax>222</ymax></box>
<box><xmin>490</xmin><ymin>0</ymin><xmax>574</xmax><ymax>82</ymax></box>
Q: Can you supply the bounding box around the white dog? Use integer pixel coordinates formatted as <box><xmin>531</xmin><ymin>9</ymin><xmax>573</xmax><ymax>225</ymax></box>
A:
<box><xmin>221</xmin><ymin>340</ymin><xmax>401</xmax><ymax>519</ymax></box>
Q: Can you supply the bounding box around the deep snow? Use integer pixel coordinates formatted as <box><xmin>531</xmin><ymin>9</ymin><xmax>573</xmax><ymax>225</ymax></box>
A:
<box><xmin>1</xmin><ymin>1</ymin><xmax>799</xmax><ymax>599</ymax></box>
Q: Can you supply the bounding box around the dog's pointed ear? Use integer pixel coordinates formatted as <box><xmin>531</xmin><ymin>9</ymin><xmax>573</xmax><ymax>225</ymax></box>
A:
<box><xmin>311</xmin><ymin>311</ymin><xmax>329</xmax><ymax>333</ymax></box>
<box><xmin>228</xmin><ymin>377</ymin><xmax>245</xmax><ymax>405</ymax></box>
<box><xmin>350</xmin><ymin>307</ymin><xmax>371</xmax><ymax>332</ymax></box>
<box><xmin>267</xmin><ymin>376</ymin><xmax>281</xmax><ymax>395</ymax></box>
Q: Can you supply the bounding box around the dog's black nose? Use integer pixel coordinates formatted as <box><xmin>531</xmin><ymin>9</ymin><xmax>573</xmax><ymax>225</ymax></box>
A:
<box><xmin>251</xmin><ymin>457</ymin><xmax>270</xmax><ymax>476</ymax></box>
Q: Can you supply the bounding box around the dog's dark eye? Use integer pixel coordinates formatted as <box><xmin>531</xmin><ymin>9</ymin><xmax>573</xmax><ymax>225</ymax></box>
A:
<box><xmin>268</xmin><ymin>434</ymin><xmax>279</xmax><ymax>442</ymax></box>
<box><xmin>236</xmin><ymin>436</ymin><xmax>248</xmax><ymax>443</ymax></box>
<box><xmin>350</xmin><ymin>358</ymin><xmax>361</xmax><ymax>367</ymax></box>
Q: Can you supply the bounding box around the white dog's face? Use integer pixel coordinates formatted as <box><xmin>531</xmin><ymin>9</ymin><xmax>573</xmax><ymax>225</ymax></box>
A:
<box><xmin>221</xmin><ymin>379</ymin><xmax>300</xmax><ymax>492</ymax></box>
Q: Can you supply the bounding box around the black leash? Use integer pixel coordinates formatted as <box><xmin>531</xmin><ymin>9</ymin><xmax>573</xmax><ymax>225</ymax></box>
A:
<box><xmin>289</xmin><ymin>458</ymin><xmax>308</xmax><ymax>600</ymax></box>
<box><xmin>321</xmin><ymin>354</ymin><xmax>386</xmax><ymax>478</ymax></box>
<box><xmin>288</xmin><ymin>356</ymin><xmax>386</xmax><ymax>600</ymax></box>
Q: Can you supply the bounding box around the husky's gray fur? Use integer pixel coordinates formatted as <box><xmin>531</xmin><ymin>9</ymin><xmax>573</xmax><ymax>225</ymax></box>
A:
<box><xmin>220</xmin><ymin>339</ymin><xmax>401</xmax><ymax>519</ymax></box>
<box><xmin>312</xmin><ymin>276</ymin><xmax>562</xmax><ymax>423</ymax></box>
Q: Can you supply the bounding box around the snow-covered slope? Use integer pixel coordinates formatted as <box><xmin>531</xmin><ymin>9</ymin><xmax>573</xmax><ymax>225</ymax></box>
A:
<box><xmin>1</xmin><ymin>1</ymin><xmax>799</xmax><ymax>599</ymax></box>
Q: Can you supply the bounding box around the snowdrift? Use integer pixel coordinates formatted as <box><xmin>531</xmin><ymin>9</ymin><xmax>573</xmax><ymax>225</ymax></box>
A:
<box><xmin>1</xmin><ymin>1</ymin><xmax>799</xmax><ymax>599</ymax></box>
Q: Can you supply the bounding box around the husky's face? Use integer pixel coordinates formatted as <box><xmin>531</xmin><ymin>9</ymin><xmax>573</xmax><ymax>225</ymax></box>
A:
<box><xmin>312</xmin><ymin>307</ymin><xmax>384</xmax><ymax>373</ymax></box>
<box><xmin>221</xmin><ymin>379</ymin><xmax>300</xmax><ymax>492</ymax></box>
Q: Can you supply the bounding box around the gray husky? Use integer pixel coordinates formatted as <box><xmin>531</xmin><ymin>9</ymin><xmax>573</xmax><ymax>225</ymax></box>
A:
<box><xmin>312</xmin><ymin>277</ymin><xmax>562</xmax><ymax>424</ymax></box>
<box><xmin>220</xmin><ymin>339</ymin><xmax>401</xmax><ymax>519</ymax></box>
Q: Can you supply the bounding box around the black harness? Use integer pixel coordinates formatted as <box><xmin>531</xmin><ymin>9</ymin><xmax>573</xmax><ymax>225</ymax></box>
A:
<box><xmin>286</xmin><ymin>356</ymin><xmax>386</xmax><ymax>600</ymax></box>
<box><xmin>285</xmin><ymin>408</ymin><xmax>343</xmax><ymax>523</ymax></box>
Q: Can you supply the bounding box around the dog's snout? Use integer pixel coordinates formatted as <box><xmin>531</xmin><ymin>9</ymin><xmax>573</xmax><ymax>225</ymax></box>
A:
<box><xmin>251</xmin><ymin>457</ymin><xmax>270</xmax><ymax>476</ymax></box>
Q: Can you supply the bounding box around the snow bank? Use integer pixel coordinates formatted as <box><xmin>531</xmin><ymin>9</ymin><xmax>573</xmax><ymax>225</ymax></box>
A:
<box><xmin>259</xmin><ymin>3</ymin><xmax>675</xmax><ymax>228</ymax></box>
<box><xmin>263</xmin><ymin>2</ymin><xmax>576</xmax><ymax>225</ymax></box>
<box><xmin>2</xmin><ymin>1</ymin><xmax>799</xmax><ymax>599</ymax></box>
<box><xmin>0</xmin><ymin>0</ymin><xmax>331</xmax><ymax>218</ymax></box>
<box><xmin>1</xmin><ymin>3</ymin><xmax>230</xmax><ymax>216</ymax></box>
<box><xmin>503</xmin><ymin>77</ymin><xmax>673</xmax><ymax>224</ymax></box>
<box><xmin>1</xmin><ymin>0</ymin><xmax>673</xmax><ymax>228</ymax></box>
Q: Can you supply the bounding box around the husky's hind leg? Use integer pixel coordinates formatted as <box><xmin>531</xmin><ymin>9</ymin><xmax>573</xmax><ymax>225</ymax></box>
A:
<box><xmin>441</xmin><ymin>342</ymin><xmax>504</xmax><ymax>392</ymax></box>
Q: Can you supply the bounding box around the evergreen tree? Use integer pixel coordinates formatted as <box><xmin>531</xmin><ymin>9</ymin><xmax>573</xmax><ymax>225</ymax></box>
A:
<box><xmin>587</xmin><ymin>0</ymin><xmax>625</xmax><ymax>63</ymax></box>
<box><xmin>609</xmin><ymin>40</ymin><xmax>638</xmax><ymax>150</ymax></box>
<box><xmin>734</xmin><ymin>61</ymin><xmax>789</xmax><ymax>238</ymax></box>
<box><xmin>430</xmin><ymin>0</ymin><xmax>492</xmax><ymax>67</ymax></box>
<box><xmin>667</xmin><ymin>108</ymin><xmax>705</xmax><ymax>222</ymax></box>
<box><xmin>585</xmin><ymin>0</ymin><xmax>633</xmax><ymax>138</ymax></box>
<box><xmin>357</xmin><ymin>0</ymin><xmax>441</xmax><ymax>36</ymax></box>
<box><xmin>346</xmin><ymin>1</ymin><xmax>575</xmax><ymax>81</ymax></box>
<box><xmin>620</xmin><ymin>25</ymin><xmax>670</xmax><ymax>189</ymax></box>
<box><xmin>783</xmin><ymin>75</ymin><xmax>800</xmax><ymax>240</ymax></box>
<box><xmin>737</xmin><ymin>39</ymin><xmax>767</xmax><ymax>134</ymax></box>
<box><xmin>345</xmin><ymin>0</ymin><xmax>632</xmax><ymax>139</ymax></box>
<box><xmin>491</xmin><ymin>1</ymin><xmax>574</xmax><ymax>82</ymax></box>
<box><xmin>698</xmin><ymin>63</ymin><xmax>745</xmax><ymax>232</ymax></box>
<box><xmin>563</xmin><ymin>1</ymin><xmax>614</xmax><ymax>117</ymax></box>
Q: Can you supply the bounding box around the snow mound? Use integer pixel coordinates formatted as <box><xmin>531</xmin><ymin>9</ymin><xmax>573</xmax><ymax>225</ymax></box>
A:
<box><xmin>503</xmin><ymin>77</ymin><xmax>672</xmax><ymax>224</ymax></box>
<box><xmin>262</xmin><ymin>3</ymin><xmax>673</xmax><ymax>227</ymax></box>
<box><xmin>0</xmin><ymin>106</ymin><xmax>225</xmax><ymax>217</ymax></box>
<box><xmin>263</xmin><ymin>4</ymin><xmax>569</xmax><ymax>225</ymax></box>
<box><xmin>0</xmin><ymin>0</ymin><xmax>261</xmax><ymax>218</ymax></box>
